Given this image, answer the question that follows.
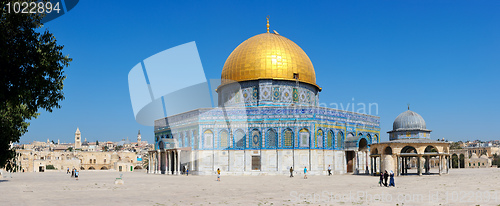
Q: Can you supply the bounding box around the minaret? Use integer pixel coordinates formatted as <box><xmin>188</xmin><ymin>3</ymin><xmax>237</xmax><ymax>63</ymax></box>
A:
<box><xmin>75</xmin><ymin>127</ymin><xmax>81</xmax><ymax>149</ymax></box>
<box><xmin>137</xmin><ymin>130</ymin><xmax>142</xmax><ymax>145</ymax></box>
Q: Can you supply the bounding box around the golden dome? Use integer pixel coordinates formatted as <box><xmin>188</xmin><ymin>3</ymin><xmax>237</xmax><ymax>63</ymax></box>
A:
<box><xmin>220</xmin><ymin>32</ymin><xmax>320</xmax><ymax>90</ymax></box>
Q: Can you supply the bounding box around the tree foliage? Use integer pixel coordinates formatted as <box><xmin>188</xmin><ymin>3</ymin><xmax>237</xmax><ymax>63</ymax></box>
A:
<box><xmin>0</xmin><ymin>1</ymin><xmax>71</xmax><ymax>167</ymax></box>
<box><xmin>450</xmin><ymin>142</ymin><xmax>463</xmax><ymax>150</ymax></box>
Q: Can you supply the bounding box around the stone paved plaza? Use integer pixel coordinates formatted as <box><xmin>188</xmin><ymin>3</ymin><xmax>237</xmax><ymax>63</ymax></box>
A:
<box><xmin>1</xmin><ymin>168</ymin><xmax>500</xmax><ymax>206</ymax></box>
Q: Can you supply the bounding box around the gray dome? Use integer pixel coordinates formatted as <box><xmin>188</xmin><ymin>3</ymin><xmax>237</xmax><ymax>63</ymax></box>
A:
<box><xmin>393</xmin><ymin>110</ymin><xmax>426</xmax><ymax>130</ymax></box>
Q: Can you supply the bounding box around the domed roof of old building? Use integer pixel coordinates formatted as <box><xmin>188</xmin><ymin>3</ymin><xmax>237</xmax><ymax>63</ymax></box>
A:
<box><xmin>393</xmin><ymin>109</ymin><xmax>426</xmax><ymax>131</ymax></box>
<box><xmin>220</xmin><ymin>20</ymin><xmax>319</xmax><ymax>90</ymax></box>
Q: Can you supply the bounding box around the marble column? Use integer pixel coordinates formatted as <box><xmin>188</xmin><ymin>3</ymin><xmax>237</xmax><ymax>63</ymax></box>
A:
<box><xmin>190</xmin><ymin>151</ymin><xmax>194</xmax><ymax>174</ymax></box>
<box><xmin>157</xmin><ymin>151</ymin><xmax>160</xmax><ymax>174</ymax></box>
<box><xmin>164</xmin><ymin>151</ymin><xmax>168</xmax><ymax>174</ymax></box>
<box><xmin>177</xmin><ymin>150</ymin><xmax>181</xmax><ymax>175</ymax></box>
<box><xmin>418</xmin><ymin>155</ymin><xmax>423</xmax><ymax>176</ymax></box>
<box><xmin>438</xmin><ymin>155</ymin><xmax>442</xmax><ymax>175</ymax></box>
<box><xmin>148</xmin><ymin>155</ymin><xmax>152</xmax><ymax>174</ymax></box>
<box><xmin>167</xmin><ymin>151</ymin><xmax>171</xmax><ymax>175</ymax></box>
<box><xmin>370</xmin><ymin>157</ymin><xmax>374</xmax><ymax>175</ymax></box>
<box><xmin>396</xmin><ymin>156</ymin><xmax>400</xmax><ymax>176</ymax></box>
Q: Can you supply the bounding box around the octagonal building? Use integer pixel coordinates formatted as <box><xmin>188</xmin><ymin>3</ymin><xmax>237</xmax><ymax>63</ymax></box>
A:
<box><xmin>149</xmin><ymin>20</ymin><xmax>380</xmax><ymax>175</ymax></box>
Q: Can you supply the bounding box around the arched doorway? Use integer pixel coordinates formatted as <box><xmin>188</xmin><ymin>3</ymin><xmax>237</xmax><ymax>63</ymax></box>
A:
<box><xmin>100</xmin><ymin>166</ymin><xmax>108</xmax><ymax>170</ymax></box>
<box><xmin>400</xmin><ymin>146</ymin><xmax>417</xmax><ymax>175</ymax></box>
<box><xmin>88</xmin><ymin>166</ymin><xmax>95</xmax><ymax>170</ymax></box>
<box><xmin>358</xmin><ymin>138</ymin><xmax>368</xmax><ymax>151</ymax></box>
<box><xmin>424</xmin><ymin>145</ymin><xmax>438</xmax><ymax>174</ymax></box>
<box><xmin>358</xmin><ymin>138</ymin><xmax>369</xmax><ymax>174</ymax></box>
<box><xmin>384</xmin><ymin>146</ymin><xmax>393</xmax><ymax>155</ymax></box>
<box><xmin>452</xmin><ymin>154</ymin><xmax>459</xmax><ymax>168</ymax></box>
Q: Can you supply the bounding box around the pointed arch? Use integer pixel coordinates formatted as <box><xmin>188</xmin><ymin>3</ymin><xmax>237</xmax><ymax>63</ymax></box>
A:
<box><xmin>203</xmin><ymin>129</ymin><xmax>214</xmax><ymax>149</ymax></box>
<box><xmin>219</xmin><ymin>130</ymin><xmax>229</xmax><ymax>149</ymax></box>
<box><xmin>299</xmin><ymin>128</ymin><xmax>310</xmax><ymax>147</ymax></box>
<box><xmin>327</xmin><ymin>130</ymin><xmax>334</xmax><ymax>149</ymax></box>
<box><xmin>336</xmin><ymin>131</ymin><xmax>344</xmax><ymax>149</ymax></box>
<box><xmin>316</xmin><ymin>129</ymin><xmax>324</xmax><ymax>148</ymax></box>
<box><xmin>358</xmin><ymin>138</ymin><xmax>368</xmax><ymax>151</ymax></box>
<box><xmin>267</xmin><ymin>128</ymin><xmax>278</xmax><ymax>148</ymax></box>
<box><xmin>283</xmin><ymin>128</ymin><xmax>294</xmax><ymax>148</ymax></box>
<box><xmin>251</xmin><ymin>129</ymin><xmax>261</xmax><ymax>148</ymax></box>
<box><xmin>234</xmin><ymin>129</ymin><xmax>246</xmax><ymax>148</ymax></box>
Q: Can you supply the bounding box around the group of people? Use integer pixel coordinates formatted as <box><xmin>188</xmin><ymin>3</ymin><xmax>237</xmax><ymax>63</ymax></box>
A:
<box><xmin>67</xmin><ymin>167</ymin><xmax>79</xmax><ymax>180</ymax></box>
<box><xmin>215</xmin><ymin>166</ymin><xmax>396</xmax><ymax>187</ymax></box>
<box><xmin>379</xmin><ymin>170</ymin><xmax>395</xmax><ymax>187</ymax></box>
<box><xmin>288</xmin><ymin>165</ymin><xmax>333</xmax><ymax>178</ymax></box>
<box><xmin>288</xmin><ymin>166</ymin><xmax>311</xmax><ymax>179</ymax></box>
<box><xmin>182</xmin><ymin>166</ymin><xmax>189</xmax><ymax>176</ymax></box>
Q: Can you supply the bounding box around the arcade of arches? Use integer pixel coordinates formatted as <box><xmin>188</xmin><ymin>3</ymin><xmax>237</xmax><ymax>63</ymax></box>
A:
<box><xmin>370</xmin><ymin>141</ymin><xmax>450</xmax><ymax>176</ymax></box>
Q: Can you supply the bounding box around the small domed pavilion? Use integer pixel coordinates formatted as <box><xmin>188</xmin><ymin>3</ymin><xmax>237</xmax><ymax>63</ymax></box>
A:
<box><xmin>369</xmin><ymin>107</ymin><xmax>450</xmax><ymax>176</ymax></box>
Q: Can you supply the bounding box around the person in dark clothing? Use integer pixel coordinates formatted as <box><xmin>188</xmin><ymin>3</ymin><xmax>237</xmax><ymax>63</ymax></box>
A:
<box><xmin>379</xmin><ymin>172</ymin><xmax>384</xmax><ymax>186</ymax></box>
<box><xmin>289</xmin><ymin>167</ymin><xmax>294</xmax><ymax>177</ymax></box>
<box><xmin>389</xmin><ymin>170</ymin><xmax>395</xmax><ymax>187</ymax></box>
<box><xmin>383</xmin><ymin>170</ymin><xmax>389</xmax><ymax>187</ymax></box>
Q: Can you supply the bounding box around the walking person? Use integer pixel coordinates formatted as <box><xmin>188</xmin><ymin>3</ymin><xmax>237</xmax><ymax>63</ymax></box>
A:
<box><xmin>289</xmin><ymin>167</ymin><xmax>294</xmax><ymax>177</ymax></box>
<box><xmin>71</xmin><ymin>168</ymin><xmax>74</xmax><ymax>177</ymax></box>
<box><xmin>379</xmin><ymin>172</ymin><xmax>384</xmax><ymax>186</ymax></box>
<box><xmin>75</xmin><ymin>170</ymin><xmax>79</xmax><ymax>180</ymax></box>
<box><xmin>186</xmin><ymin>167</ymin><xmax>189</xmax><ymax>176</ymax></box>
<box><xmin>328</xmin><ymin>165</ymin><xmax>332</xmax><ymax>176</ymax></box>
<box><xmin>383</xmin><ymin>170</ymin><xmax>389</xmax><ymax>187</ymax></box>
<box><xmin>67</xmin><ymin>168</ymin><xmax>70</xmax><ymax>174</ymax></box>
<box><xmin>389</xmin><ymin>170</ymin><xmax>395</xmax><ymax>187</ymax></box>
<box><xmin>303</xmin><ymin>167</ymin><xmax>308</xmax><ymax>179</ymax></box>
<box><xmin>216</xmin><ymin>168</ymin><xmax>220</xmax><ymax>181</ymax></box>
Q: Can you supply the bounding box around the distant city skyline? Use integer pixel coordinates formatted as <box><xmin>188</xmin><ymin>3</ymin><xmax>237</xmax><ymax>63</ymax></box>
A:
<box><xmin>21</xmin><ymin>0</ymin><xmax>500</xmax><ymax>143</ymax></box>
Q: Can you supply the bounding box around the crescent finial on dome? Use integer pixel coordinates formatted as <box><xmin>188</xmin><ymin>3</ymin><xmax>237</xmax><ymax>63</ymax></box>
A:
<box><xmin>266</xmin><ymin>15</ymin><xmax>270</xmax><ymax>33</ymax></box>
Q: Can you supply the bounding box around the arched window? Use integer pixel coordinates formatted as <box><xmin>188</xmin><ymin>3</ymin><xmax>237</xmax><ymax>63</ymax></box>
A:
<box><xmin>337</xmin><ymin>131</ymin><xmax>344</xmax><ymax>149</ymax></box>
<box><xmin>267</xmin><ymin>129</ymin><xmax>277</xmax><ymax>148</ymax></box>
<box><xmin>316</xmin><ymin>129</ymin><xmax>324</xmax><ymax>148</ymax></box>
<box><xmin>327</xmin><ymin>130</ymin><xmax>333</xmax><ymax>149</ymax></box>
<box><xmin>203</xmin><ymin>130</ymin><xmax>213</xmax><ymax>148</ymax></box>
<box><xmin>367</xmin><ymin>134</ymin><xmax>372</xmax><ymax>144</ymax></box>
<box><xmin>374</xmin><ymin>134</ymin><xmax>378</xmax><ymax>143</ymax></box>
<box><xmin>220</xmin><ymin>130</ymin><xmax>229</xmax><ymax>148</ymax></box>
<box><xmin>251</xmin><ymin>129</ymin><xmax>260</xmax><ymax>148</ymax></box>
<box><xmin>283</xmin><ymin>129</ymin><xmax>293</xmax><ymax>147</ymax></box>
<box><xmin>299</xmin><ymin>128</ymin><xmax>309</xmax><ymax>147</ymax></box>
<box><xmin>235</xmin><ymin>130</ymin><xmax>245</xmax><ymax>148</ymax></box>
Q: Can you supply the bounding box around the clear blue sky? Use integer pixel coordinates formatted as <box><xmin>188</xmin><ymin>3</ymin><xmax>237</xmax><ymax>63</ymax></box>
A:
<box><xmin>21</xmin><ymin>0</ymin><xmax>500</xmax><ymax>144</ymax></box>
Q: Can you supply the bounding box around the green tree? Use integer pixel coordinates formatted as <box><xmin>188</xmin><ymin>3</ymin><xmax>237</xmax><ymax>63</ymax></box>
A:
<box><xmin>96</xmin><ymin>140</ymin><xmax>99</xmax><ymax>145</ymax></box>
<box><xmin>46</xmin><ymin>165</ymin><xmax>56</xmax><ymax>170</ymax></box>
<box><xmin>115</xmin><ymin>145</ymin><xmax>123</xmax><ymax>151</ymax></box>
<box><xmin>0</xmin><ymin>0</ymin><xmax>71</xmax><ymax>167</ymax></box>
<box><xmin>450</xmin><ymin>141</ymin><xmax>463</xmax><ymax>149</ymax></box>
<box><xmin>67</xmin><ymin>147</ymin><xmax>73</xmax><ymax>152</ymax></box>
<box><xmin>493</xmin><ymin>154</ymin><xmax>500</xmax><ymax>166</ymax></box>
